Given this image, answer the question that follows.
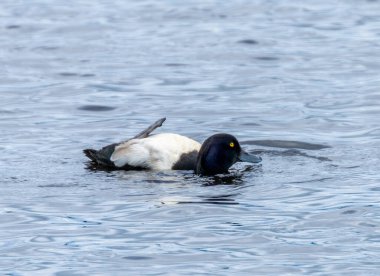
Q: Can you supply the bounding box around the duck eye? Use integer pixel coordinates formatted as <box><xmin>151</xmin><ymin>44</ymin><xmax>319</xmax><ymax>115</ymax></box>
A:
<box><xmin>229</xmin><ymin>142</ymin><xmax>235</xmax><ymax>148</ymax></box>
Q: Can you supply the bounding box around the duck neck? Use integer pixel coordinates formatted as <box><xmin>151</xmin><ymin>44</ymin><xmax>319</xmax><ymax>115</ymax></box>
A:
<box><xmin>197</xmin><ymin>146</ymin><xmax>230</xmax><ymax>175</ymax></box>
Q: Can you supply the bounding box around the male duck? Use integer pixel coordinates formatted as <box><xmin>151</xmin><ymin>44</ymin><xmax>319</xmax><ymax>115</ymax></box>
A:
<box><xmin>84</xmin><ymin>118</ymin><xmax>262</xmax><ymax>175</ymax></box>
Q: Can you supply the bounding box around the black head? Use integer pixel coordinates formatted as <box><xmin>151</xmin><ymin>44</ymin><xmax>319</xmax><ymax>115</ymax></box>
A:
<box><xmin>195</xmin><ymin>133</ymin><xmax>261</xmax><ymax>175</ymax></box>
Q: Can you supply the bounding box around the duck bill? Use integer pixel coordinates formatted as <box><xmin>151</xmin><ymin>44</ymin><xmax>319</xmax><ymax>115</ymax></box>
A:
<box><xmin>238</xmin><ymin>150</ymin><xmax>262</xmax><ymax>163</ymax></box>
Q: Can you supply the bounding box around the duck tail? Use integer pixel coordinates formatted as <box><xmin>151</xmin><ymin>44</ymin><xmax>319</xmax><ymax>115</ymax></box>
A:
<box><xmin>83</xmin><ymin>149</ymin><xmax>98</xmax><ymax>162</ymax></box>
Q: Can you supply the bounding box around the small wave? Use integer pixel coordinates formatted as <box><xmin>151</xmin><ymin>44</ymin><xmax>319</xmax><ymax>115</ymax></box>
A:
<box><xmin>243</xmin><ymin>140</ymin><xmax>331</xmax><ymax>150</ymax></box>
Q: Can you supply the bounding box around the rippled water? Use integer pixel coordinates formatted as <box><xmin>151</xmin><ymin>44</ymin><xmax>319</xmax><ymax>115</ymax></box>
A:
<box><xmin>1</xmin><ymin>0</ymin><xmax>380</xmax><ymax>275</ymax></box>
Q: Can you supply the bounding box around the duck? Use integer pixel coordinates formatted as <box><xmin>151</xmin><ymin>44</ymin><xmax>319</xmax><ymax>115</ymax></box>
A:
<box><xmin>83</xmin><ymin>118</ymin><xmax>262</xmax><ymax>175</ymax></box>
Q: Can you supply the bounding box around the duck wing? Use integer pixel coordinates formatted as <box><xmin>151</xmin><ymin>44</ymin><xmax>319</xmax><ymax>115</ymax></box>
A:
<box><xmin>83</xmin><ymin>117</ymin><xmax>166</xmax><ymax>168</ymax></box>
<box><xmin>131</xmin><ymin>117</ymin><xmax>166</xmax><ymax>139</ymax></box>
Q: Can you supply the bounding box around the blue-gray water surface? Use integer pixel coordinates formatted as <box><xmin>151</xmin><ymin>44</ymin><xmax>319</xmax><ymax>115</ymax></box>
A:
<box><xmin>1</xmin><ymin>0</ymin><xmax>380</xmax><ymax>275</ymax></box>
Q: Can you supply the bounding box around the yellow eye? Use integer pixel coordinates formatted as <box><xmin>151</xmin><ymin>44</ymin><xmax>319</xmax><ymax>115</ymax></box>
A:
<box><xmin>229</xmin><ymin>142</ymin><xmax>235</xmax><ymax>148</ymax></box>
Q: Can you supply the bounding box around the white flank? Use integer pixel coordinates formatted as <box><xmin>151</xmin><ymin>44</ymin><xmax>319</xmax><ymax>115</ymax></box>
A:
<box><xmin>110</xmin><ymin>133</ymin><xmax>201</xmax><ymax>170</ymax></box>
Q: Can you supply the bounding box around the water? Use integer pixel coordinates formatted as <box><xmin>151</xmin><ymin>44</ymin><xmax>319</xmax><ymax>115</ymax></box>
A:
<box><xmin>1</xmin><ymin>0</ymin><xmax>380</xmax><ymax>275</ymax></box>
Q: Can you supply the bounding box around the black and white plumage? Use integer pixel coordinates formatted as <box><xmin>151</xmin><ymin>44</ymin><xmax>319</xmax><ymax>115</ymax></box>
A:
<box><xmin>84</xmin><ymin>118</ymin><xmax>262</xmax><ymax>175</ymax></box>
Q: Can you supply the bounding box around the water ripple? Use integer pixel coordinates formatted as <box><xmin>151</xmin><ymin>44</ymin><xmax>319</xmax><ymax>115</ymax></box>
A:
<box><xmin>1</xmin><ymin>0</ymin><xmax>380</xmax><ymax>275</ymax></box>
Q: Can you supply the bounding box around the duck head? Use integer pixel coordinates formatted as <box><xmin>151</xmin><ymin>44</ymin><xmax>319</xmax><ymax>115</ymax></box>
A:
<box><xmin>195</xmin><ymin>133</ymin><xmax>262</xmax><ymax>175</ymax></box>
